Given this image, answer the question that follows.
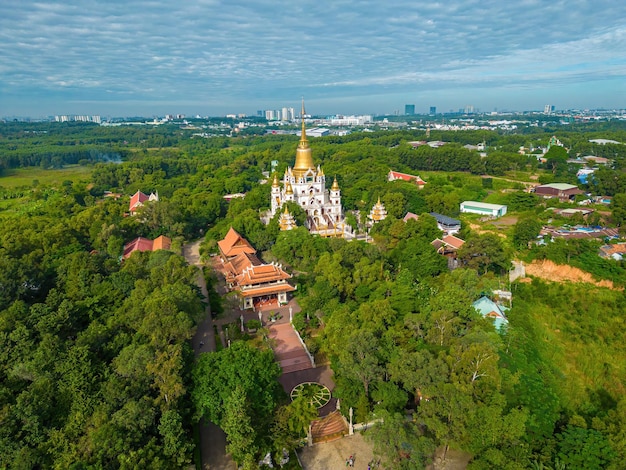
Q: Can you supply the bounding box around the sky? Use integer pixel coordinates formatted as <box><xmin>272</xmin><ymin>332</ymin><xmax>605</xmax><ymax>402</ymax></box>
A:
<box><xmin>1</xmin><ymin>0</ymin><xmax>625</xmax><ymax>118</ymax></box>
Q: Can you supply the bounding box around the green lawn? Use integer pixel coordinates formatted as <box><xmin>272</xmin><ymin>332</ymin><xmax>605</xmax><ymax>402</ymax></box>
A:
<box><xmin>0</xmin><ymin>165</ymin><xmax>92</xmax><ymax>189</ymax></box>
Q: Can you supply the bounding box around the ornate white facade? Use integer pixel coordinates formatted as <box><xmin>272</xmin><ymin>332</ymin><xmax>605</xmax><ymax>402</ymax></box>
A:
<box><xmin>269</xmin><ymin>101</ymin><xmax>352</xmax><ymax>237</ymax></box>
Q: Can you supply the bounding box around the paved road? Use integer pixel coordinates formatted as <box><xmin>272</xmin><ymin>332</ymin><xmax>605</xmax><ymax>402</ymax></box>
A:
<box><xmin>182</xmin><ymin>240</ymin><xmax>235</xmax><ymax>470</ymax></box>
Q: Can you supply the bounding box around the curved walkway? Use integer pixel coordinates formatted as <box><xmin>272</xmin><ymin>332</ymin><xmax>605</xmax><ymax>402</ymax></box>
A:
<box><xmin>182</xmin><ymin>240</ymin><xmax>234</xmax><ymax>470</ymax></box>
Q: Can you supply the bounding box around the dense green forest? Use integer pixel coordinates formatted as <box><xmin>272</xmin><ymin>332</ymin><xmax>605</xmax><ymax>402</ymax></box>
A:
<box><xmin>1</xmin><ymin>120</ymin><xmax>626</xmax><ymax>468</ymax></box>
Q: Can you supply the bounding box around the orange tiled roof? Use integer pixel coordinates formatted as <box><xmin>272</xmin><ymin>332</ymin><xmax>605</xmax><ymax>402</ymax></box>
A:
<box><xmin>223</xmin><ymin>252</ymin><xmax>262</xmax><ymax>279</ymax></box>
<box><xmin>600</xmin><ymin>243</ymin><xmax>626</xmax><ymax>257</ymax></box>
<box><xmin>388</xmin><ymin>170</ymin><xmax>426</xmax><ymax>185</ymax></box>
<box><xmin>236</xmin><ymin>263</ymin><xmax>292</xmax><ymax>286</ymax></box>
<box><xmin>442</xmin><ymin>234</ymin><xmax>465</xmax><ymax>250</ymax></box>
<box><xmin>122</xmin><ymin>235</ymin><xmax>172</xmax><ymax>259</ymax></box>
<box><xmin>217</xmin><ymin>227</ymin><xmax>256</xmax><ymax>258</ymax></box>
<box><xmin>403</xmin><ymin>212</ymin><xmax>419</xmax><ymax>222</ymax></box>
<box><xmin>238</xmin><ymin>283</ymin><xmax>296</xmax><ymax>297</ymax></box>
<box><xmin>152</xmin><ymin>235</ymin><xmax>172</xmax><ymax>251</ymax></box>
<box><xmin>432</xmin><ymin>234</ymin><xmax>465</xmax><ymax>255</ymax></box>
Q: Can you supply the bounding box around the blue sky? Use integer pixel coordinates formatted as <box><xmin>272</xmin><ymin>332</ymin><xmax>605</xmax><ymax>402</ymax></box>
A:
<box><xmin>1</xmin><ymin>0</ymin><xmax>625</xmax><ymax>117</ymax></box>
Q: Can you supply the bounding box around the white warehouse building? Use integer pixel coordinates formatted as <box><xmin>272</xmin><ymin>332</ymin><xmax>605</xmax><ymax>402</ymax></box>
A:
<box><xmin>460</xmin><ymin>201</ymin><xmax>508</xmax><ymax>218</ymax></box>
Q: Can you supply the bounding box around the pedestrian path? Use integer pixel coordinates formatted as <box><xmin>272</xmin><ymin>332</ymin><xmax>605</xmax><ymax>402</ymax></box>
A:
<box><xmin>268</xmin><ymin>322</ymin><xmax>313</xmax><ymax>373</ymax></box>
<box><xmin>182</xmin><ymin>240</ymin><xmax>234</xmax><ymax>470</ymax></box>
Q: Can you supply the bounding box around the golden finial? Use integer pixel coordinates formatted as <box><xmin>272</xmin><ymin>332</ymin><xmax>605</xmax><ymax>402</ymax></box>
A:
<box><xmin>286</xmin><ymin>182</ymin><xmax>293</xmax><ymax>194</ymax></box>
<box><xmin>283</xmin><ymin>206</ymin><xmax>290</xmax><ymax>214</ymax></box>
<box><xmin>299</xmin><ymin>97</ymin><xmax>307</xmax><ymax>145</ymax></box>
<box><xmin>331</xmin><ymin>176</ymin><xmax>340</xmax><ymax>191</ymax></box>
<box><xmin>272</xmin><ymin>174</ymin><xmax>279</xmax><ymax>188</ymax></box>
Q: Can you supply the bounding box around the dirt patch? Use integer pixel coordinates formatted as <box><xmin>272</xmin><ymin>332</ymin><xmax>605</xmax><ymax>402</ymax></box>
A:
<box><xmin>468</xmin><ymin>223</ymin><xmax>507</xmax><ymax>237</ymax></box>
<box><xmin>491</xmin><ymin>215</ymin><xmax>518</xmax><ymax>227</ymax></box>
<box><xmin>524</xmin><ymin>259</ymin><xmax>621</xmax><ymax>290</ymax></box>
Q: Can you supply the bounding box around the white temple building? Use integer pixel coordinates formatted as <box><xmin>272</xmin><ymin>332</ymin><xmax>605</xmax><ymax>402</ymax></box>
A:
<box><xmin>268</xmin><ymin>100</ymin><xmax>353</xmax><ymax>238</ymax></box>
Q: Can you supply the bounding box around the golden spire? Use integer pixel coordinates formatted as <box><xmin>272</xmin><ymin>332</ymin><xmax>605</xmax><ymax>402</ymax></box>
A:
<box><xmin>279</xmin><ymin>205</ymin><xmax>296</xmax><ymax>231</ymax></box>
<box><xmin>272</xmin><ymin>174</ymin><xmax>279</xmax><ymax>188</ymax></box>
<box><xmin>286</xmin><ymin>182</ymin><xmax>293</xmax><ymax>194</ymax></box>
<box><xmin>293</xmin><ymin>98</ymin><xmax>314</xmax><ymax>178</ymax></box>
<box><xmin>331</xmin><ymin>176</ymin><xmax>340</xmax><ymax>191</ymax></box>
<box><xmin>369</xmin><ymin>197</ymin><xmax>387</xmax><ymax>222</ymax></box>
<box><xmin>300</xmin><ymin>97</ymin><xmax>307</xmax><ymax>143</ymax></box>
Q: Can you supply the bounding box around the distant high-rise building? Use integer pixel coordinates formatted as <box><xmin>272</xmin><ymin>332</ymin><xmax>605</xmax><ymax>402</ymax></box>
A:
<box><xmin>257</xmin><ymin>110</ymin><xmax>264</xmax><ymax>117</ymax></box>
<box><xmin>544</xmin><ymin>104</ymin><xmax>555</xmax><ymax>114</ymax></box>
<box><xmin>55</xmin><ymin>115</ymin><xmax>100</xmax><ymax>123</ymax></box>
<box><xmin>265</xmin><ymin>110</ymin><xmax>276</xmax><ymax>120</ymax></box>
<box><xmin>429</xmin><ymin>106</ymin><xmax>436</xmax><ymax>115</ymax></box>
<box><xmin>281</xmin><ymin>107</ymin><xmax>289</xmax><ymax>121</ymax></box>
<box><xmin>405</xmin><ymin>104</ymin><xmax>415</xmax><ymax>115</ymax></box>
<box><xmin>464</xmin><ymin>105</ymin><xmax>474</xmax><ymax>114</ymax></box>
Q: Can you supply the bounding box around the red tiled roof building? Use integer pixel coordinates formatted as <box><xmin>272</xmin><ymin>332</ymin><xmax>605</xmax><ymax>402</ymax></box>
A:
<box><xmin>388</xmin><ymin>170</ymin><xmax>426</xmax><ymax>188</ymax></box>
<box><xmin>123</xmin><ymin>235</ymin><xmax>171</xmax><ymax>259</ymax></box>
<box><xmin>218</xmin><ymin>228</ymin><xmax>295</xmax><ymax>309</ymax></box>
<box><xmin>217</xmin><ymin>227</ymin><xmax>256</xmax><ymax>260</ymax></box>
<box><xmin>129</xmin><ymin>190</ymin><xmax>159</xmax><ymax>215</ymax></box>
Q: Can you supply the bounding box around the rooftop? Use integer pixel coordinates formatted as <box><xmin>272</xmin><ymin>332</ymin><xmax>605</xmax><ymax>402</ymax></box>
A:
<box><xmin>537</xmin><ymin>183</ymin><xmax>580</xmax><ymax>191</ymax></box>
<box><xmin>472</xmin><ymin>296</ymin><xmax>508</xmax><ymax>330</ymax></box>
<box><xmin>429</xmin><ymin>212</ymin><xmax>461</xmax><ymax>226</ymax></box>
<box><xmin>461</xmin><ymin>201</ymin><xmax>507</xmax><ymax>210</ymax></box>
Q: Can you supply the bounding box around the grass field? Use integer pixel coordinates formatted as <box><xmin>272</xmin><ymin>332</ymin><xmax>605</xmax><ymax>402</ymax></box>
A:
<box><xmin>0</xmin><ymin>165</ymin><xmax>92</xmax><ymax>189</ymax></box>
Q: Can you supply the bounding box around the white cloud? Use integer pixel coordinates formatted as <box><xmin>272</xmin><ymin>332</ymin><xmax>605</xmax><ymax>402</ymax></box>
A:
<box><xmin>0</xmin><ymin>0</ymin><xmax>625</xmax><ymax>115</ymax></box>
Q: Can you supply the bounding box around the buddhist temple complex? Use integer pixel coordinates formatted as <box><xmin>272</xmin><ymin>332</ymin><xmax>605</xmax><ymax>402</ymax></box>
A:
<box><xmin>268</xmin><ymin>100</ymin><xmax>353</xmax><ymax>238</ymax></box>
<box><xmin>218</xmin><ymin>227</ymin><xmax>295</xmax><ymax>310</ymax></box>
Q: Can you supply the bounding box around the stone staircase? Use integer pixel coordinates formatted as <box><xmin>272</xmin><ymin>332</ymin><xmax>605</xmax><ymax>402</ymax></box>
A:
<box><xmin>269</xmin><ymin>322</ymin><xmax>313</xmax><ymax>373</ymax></box>
<box><xmin>310</xmin><ymin>411</ymin><xmax>348</xmax><ymax>444</ymax></box>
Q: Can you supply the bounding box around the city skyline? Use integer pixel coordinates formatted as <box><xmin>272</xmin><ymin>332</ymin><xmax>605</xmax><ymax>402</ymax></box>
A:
<box><xmin>1</xmin><ymin>1</ymin><xmax>625</xmax><ymax>118</ymax></box>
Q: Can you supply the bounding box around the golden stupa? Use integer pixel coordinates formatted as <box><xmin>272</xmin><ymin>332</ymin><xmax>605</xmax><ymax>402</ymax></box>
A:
<box><xmin>292</xmin><ymin>99</ymin><xmax>315</xmax><ymax>179</ymax></box>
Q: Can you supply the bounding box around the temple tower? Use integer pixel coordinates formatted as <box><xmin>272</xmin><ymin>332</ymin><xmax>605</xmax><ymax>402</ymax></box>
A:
<box><xmin>267</xmin><ymin>99</ymin><xmax>350</xmax><ymax>237</ymax></box>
